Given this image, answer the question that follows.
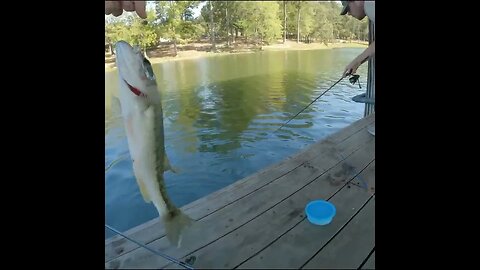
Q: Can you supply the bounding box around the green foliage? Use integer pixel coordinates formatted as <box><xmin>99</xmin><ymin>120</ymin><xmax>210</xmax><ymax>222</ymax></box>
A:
<box><xmin>105</xmin><ymin>10</ymin><xmax>158</xmax><ymax>52</ymax></box>
<box><xmin>105</xmin><ymin>1</ymin><xmax>371</xmax><ymax>51</ymax></box>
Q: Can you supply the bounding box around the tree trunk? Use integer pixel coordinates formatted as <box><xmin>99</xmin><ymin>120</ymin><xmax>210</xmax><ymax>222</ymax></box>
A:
<box><xmin>173</xmin><ymin>39</ymin><xmax>177</xmax><ymax>56</ymax></box>
<box><xmin>283</xmin><ymin>1</ymin><xmax>287</xmax><ymax>44</ymax></box>
<box><xmin>296</xmin><ymin>5</ymin><xmax>301</xmax><ymax>43</ymax></box>
<box><xmin>226</xmin><ymin>4</ymin><xmax>230</xmax><ymax>47</ymax></box>
<box><xmin>210</xmin><ymin>1</ymin><xmax>216</xmax><ymax>51</ymax></box>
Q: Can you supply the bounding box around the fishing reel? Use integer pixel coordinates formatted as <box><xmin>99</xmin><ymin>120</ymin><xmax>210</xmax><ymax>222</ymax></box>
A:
<box><xmin>348</xmin><ymin>74</ymin><xmax>362</xmax><ymax>89</ymax></box>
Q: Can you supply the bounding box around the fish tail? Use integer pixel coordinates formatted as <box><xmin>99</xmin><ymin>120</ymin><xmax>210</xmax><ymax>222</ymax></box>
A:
<box><xmin>163</xmin><ymin>208</ymin><xmax>194</xmax><ymax>248</ymax></box>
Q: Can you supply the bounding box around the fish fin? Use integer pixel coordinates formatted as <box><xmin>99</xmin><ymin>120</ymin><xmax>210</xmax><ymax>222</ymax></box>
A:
<box><xmin>163</xmin><ymin>153</ymin><xmax>180</xmax><ymax>174</ymax></box>
<box><xmin>136</xmin><ymin>177</ymin><xmax>151</xmax><ymax>203</ymax></box>
<box><xmin>111</xmin><ymin>95</ymin><xmax>122</xmax><ymax>116</ymax></box>
<box><xmin>106</xmin><ymin>96</ymin><xmax>125</xmax><ymax>135</ymax></box>
<box><xmin>107</xmin><ymin>97</ymin><xmax>124</xmax><ymax>126</ymax></box>
<box><xmin>163</xmin><ymin>208</ymin><xmax>194</xmax><ymax>248</ymax></box>
<box><xmin>105</xmin><ymin>154</ymin><xmax>128</xmax><ymax>173</ymax></box>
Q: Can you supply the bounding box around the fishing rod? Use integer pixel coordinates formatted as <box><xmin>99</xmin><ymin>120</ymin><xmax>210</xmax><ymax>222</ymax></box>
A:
<box><xmin>274</xmin><ymin>74</ymin><xmax>361</xmax><ymax>133</ymax></box>
<box><xmin>105</xmin><ymin>224</ymin><xmax>195</xmax><ymax>270</ymax></box>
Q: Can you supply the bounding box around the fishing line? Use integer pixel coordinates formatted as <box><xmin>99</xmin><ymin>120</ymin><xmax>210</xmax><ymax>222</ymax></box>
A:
<box><xmin>105</xmin><ymin>224</ymin><xmax>195</xmax><ymax>269</ymax></box>
<box><xmin>274</xmin><ymin>74</ymin><xmax>361</xmax><ymax>133</ymax></box>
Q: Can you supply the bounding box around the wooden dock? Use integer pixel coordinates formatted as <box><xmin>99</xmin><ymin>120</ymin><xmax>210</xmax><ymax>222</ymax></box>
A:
<box><xmin>105</xmin><ymin>113</ymin><xmax>375</xmax><ymax>269</ymax></box>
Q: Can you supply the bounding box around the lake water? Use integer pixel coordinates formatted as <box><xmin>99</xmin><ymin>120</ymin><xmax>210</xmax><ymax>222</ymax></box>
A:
<box><xmin>105</xmin><ymin>48</ymin><xmax>368</xmax><ymax>239</ymax></box>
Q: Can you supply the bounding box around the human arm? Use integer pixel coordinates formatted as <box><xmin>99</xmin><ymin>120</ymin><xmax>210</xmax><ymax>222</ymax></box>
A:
<box><xmin>342</xmin><ymin>41</ymin><xmax>375</xmax><ymax>77</ymax></box>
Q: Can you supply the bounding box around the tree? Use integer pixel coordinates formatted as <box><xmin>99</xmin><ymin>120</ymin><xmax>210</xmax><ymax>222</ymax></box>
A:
<box><xmin>283</xmin><ymin>1</ymin><xmax>287</xmax><ymax>44</ymax></box>
<box><xmin>230</xmin><ymin>1</ymin><xmax>281</xmax><ymax>44</ymax></box>
<box><xmin>294</xmin><ymin>1</ymin><xmax>304</xmax><ymax>43</ymax></box>
<box><xmin>104</xmin><ymin>0</ymin><xmax>371</xmax><ymax>56</ymax></box>
<box><xmin>155</xmin><ymin>1</ymin><xmax>203</xmax><ymax>55</ymax></box>
<box><xmin>209</xmin><ymin>1</ymin><xmax>216</xmax><ymax>51</ymax></box>
<box><xmin>298</xmin><ymin>2</ymin><xmax>315</xmax><ymax>43</ymax></box>
<box><xmin>105</xmin><ymin>10</ymin><xmax>157</xmax><ymax>56</ymax></box>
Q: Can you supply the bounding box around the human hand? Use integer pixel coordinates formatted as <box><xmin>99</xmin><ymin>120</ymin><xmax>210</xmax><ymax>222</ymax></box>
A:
<box><xmin>343</xmin><ymin>60</ymin><xmax>361</xmax><ymax>78</ymax></box>
<box><xmin>105</xmin><ymin>1</ymin><xmax>146</xmax><ymax>19</ymax></box>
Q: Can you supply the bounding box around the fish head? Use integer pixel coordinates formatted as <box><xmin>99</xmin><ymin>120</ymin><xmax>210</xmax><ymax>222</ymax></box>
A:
<box><xmin>115</xmin><ymin>40</ymin><xmax>160</xmax><ymax>115</ymax></box>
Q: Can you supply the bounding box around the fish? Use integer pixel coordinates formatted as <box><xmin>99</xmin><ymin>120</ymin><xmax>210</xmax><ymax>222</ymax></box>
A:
<box><xmin>115</xmin><ymin>40</ymin><xmax>193</xmax><ymax>247</ymax></box>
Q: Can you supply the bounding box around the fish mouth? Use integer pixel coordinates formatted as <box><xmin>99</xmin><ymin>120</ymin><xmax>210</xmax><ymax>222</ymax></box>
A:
<box><xmin>123</xmin><ymin>79</ymin><xmax>147</xmax><ymax>97</ymax></box>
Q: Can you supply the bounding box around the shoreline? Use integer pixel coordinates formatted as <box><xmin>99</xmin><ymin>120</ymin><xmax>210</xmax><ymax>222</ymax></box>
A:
<box><xmin>105</xmin><ymin>40</ymin><xmax>368</xmax><ymax>71</ymax></box>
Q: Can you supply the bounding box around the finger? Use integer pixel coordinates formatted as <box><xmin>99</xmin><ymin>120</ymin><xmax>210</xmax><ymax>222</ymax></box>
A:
<box><xmin>122</xmin><ymin>1</ymin><xmax>135</xmax><ymax>11</ymax></box>
<box><xmin>106</xmin><ymin>1</ymin><xmax>122</xmax><ymax>16</ymax></box>
<box><xmin>112</xmin><ymin>8</ymin><xmax>123</xmax><ymax>17</ymax></box>
<box><xmin>133</xmin><ymin>1</ymin><xmax>147</xmax><ymax>19</ymax></box>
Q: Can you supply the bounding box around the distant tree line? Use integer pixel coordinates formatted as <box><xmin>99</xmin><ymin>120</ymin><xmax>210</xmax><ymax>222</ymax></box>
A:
<box><xmin>105</xmin><ymin>1</ymin><xmax>369</xmax><ymax>54</ymax></box>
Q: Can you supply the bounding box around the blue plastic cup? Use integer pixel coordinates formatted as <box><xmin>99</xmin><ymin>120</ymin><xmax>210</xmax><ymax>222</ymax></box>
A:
<box><xmin>305</xmin><ymin>200</ymin><xmax>336</xmax><ymax>225</ymax></box>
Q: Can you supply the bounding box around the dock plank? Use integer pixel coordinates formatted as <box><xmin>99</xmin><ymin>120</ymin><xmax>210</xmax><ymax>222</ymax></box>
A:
<box><xmin>236</xmin><ymin>161</ymin><xmax>375</xmax><ymax>269</ymax></box>
<box><xmin>302</xmin><ymin>196</ymin><xmax>375</xmax><ymax>269</ymax></box>
<box><xmin>105</xmin><ymin>114</ymin><xmax>375</xmax><ymax>263</ymax></box>
<box><xmin>176</xmin><ymin>160</ymin><xmax>375</xmax><ymax>269</ymax></box>
<box><xmin>351</xmin><ymin>160</ymin><xmax>375</xmax><ymax>194</ymax></box>
<box><xmin>106</xmin><ymin>119</ymin><xmax>375</xmax><ymax>268</ymax></box>
<box><xmin>361</xmin><ymin>250</ymin><xmax>375</xmax><ymax>269</ymax></box>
